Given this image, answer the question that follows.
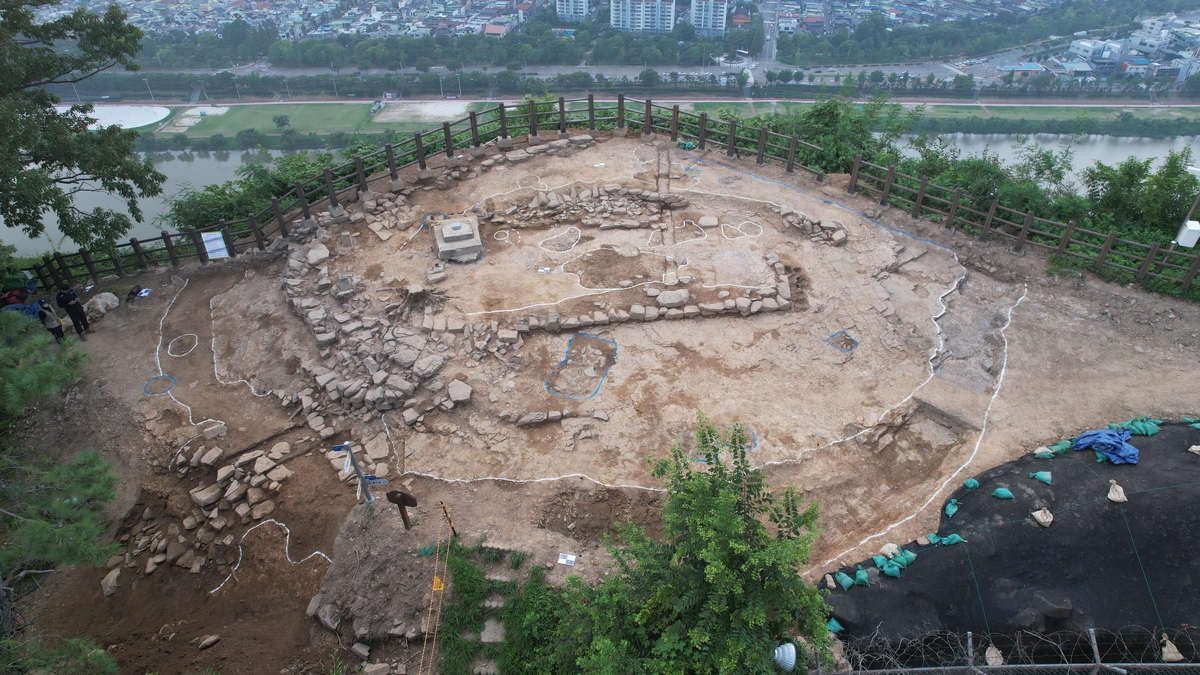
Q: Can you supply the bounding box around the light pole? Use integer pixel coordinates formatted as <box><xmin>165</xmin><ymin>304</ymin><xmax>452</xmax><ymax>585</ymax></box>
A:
<box><xmin>333</xmin><ymin>76</ymin><xmax>339</xmax><ymax>98</ymax></box>
<box><xmin>143</xmin><ymin>78</ymin><xmax>155</xmax><ymax>101</ymax></box>
<box><xmin>285</xmin><ymin>77</ymin><xmax>291</xmax><ymax>98</ymax></box>
<box><xmin>457</xmin><ymin>72</ymin><xmax>462</xmax><ymax>96</ymax></box>
<box><xmin>232</xmin><ymin>76</ymin><xmax>241</xmax><ymax>99</ymax></box>
<box><xmin>438</xmin><ymin>74</ymin><xmax>444</xmax><ymax>97</ymax></box>
<box><xmin>70</xmin><ymin>83</ymin><xmax>81</xmax><ymax>103</ymax></box>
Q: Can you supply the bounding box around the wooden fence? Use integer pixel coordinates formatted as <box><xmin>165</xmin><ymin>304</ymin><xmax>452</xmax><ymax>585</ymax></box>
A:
<box><xmin>26</xmin><ymin>94</ymin><xmax>825</xmax><ymax>289</ymax></box>
<box><xmin>847</xmin><ymin>155</ymin><xmax>1200</xmax><ymax>293</ymax></box>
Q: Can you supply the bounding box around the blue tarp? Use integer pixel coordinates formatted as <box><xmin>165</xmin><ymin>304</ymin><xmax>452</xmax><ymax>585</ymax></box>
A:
<box><xmin>1073</xmin><ymin>429</ymin><xmax>1139</xmax><ymax>465</ymax></box>
<box><xmin>1</xmin><ymin>303</ymin><xmax>40</xmax><ymax>319</ymax></box>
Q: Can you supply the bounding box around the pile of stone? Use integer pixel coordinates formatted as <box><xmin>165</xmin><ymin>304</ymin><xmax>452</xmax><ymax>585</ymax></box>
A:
<box><xmin>780</xmin><ymin>207</ymin><xmax>848</xmax><ymax>246</ymax></box>
<box><xmin>482</xmin><ymin>181</ymin><xmax>688</xmax><ymax>231</ymax></box>
<box><xmin>187</xmin><ymin>441</ymin><xmax>294</xmax><ymax>527</ymax></box>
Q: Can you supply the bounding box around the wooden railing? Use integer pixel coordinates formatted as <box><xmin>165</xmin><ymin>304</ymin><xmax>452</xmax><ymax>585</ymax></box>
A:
<box><xmin>847</xmin><ymin>155</ymin><xmax>1200</xmax><ymax>293</ymax></box>
<box><xmin>27</xmin><ymin>94</ymin><xmax>825</xmax><ymax>289</ymax></box>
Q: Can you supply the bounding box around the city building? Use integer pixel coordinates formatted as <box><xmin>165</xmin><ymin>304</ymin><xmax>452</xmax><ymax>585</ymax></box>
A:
<box><xmin>689</xmin><ymin>0</ymin><xmax>727</xmax><ymax>37</ymax></box>
<box><xmin>609</xmin><ymin>0</ymin><xmax>675</xmax><ymax>34</ymax></box>
<box><xmin>555</xmin><ymin>0</ymin><xmax>588</xmax><ymax>22</ymax></box>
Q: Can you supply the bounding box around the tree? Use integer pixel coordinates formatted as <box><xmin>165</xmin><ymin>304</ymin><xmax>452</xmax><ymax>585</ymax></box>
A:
<box><xmin>639</xmin><ymin>68</ymin><xmax>661</xmax><ymax>86</ymax></box>
<box><xmin>778</xmin><ymin>68</ymin><xmax>793</xmax><ymax>83</ymax></box>
<box><xmin>516</xmin><ymin>415</ymin><xmax>829</xmax><ymax>674</ymax></box>
<box><xmin>1</xmin><ymin>0</ymin><xmax>166</xmax><ymax>251</ymax></box>
<box><xmin>736</xmin><ymin>69</ymin><xmax>750</xmax><ymax>87</ymax></box>
<box><xmin>235</xmin><ymin>128</ymin><xmax>267</xmax><ymax>149</ymax></box>
<box><xmin>272</xmin><ymin>114</ymin><xmax>291</xmax><ymax>129</ymax></box>
<box><xmin>415</xmin><ymin>56</ymin><xmax>434</xmax><ymax>72</ymax></box>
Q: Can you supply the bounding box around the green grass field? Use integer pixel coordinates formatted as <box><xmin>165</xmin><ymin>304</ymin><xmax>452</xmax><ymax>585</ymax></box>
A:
<box><xmin>911</xmin><ymin>104</ymin><xmax>1195</xmax><ymax>122</ymax></box>
<box><xmin>184</xmin><ymin>102</ymin><xmax>438</xmax><ymax>136</ymax></box>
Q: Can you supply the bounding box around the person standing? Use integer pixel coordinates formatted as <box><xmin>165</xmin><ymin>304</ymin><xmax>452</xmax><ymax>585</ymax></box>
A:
<box><xmin>55</xmin><ymin>283</ymin><xmax>93</xmax><ymax>341</ymax></box>
<box><xmin>37</xmin><ymin>300</ymin><xmax>64</xmax><ymax>343</ymax></box>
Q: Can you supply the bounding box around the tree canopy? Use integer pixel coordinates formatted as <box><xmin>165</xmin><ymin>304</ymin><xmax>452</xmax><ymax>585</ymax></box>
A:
<box><xmin>1</xmin><ymin>0</ymin><xmax>165</xmax><ymax>250</ymax></box>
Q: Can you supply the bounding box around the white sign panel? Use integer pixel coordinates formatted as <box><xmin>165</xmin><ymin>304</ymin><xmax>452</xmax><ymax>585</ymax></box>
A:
<box><xmin>201</xmin><ymin>232</ymin><xmax>230</xmax><ymax>259</ymax></box>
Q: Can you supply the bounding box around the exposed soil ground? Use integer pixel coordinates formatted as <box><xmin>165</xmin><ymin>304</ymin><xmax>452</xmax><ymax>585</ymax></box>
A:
<box><xmin>15</xmin><ymin>132</ymin><xmax>1200</xmax><ymax>674</ymax></box>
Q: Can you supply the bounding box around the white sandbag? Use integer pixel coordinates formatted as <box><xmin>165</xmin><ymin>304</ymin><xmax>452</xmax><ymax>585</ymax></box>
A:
<box><xmin>1162</xmin><ymin>636</ymin><xmax>1184</xmax><ymax>663</ymax></box>
<box><xmin>1107</xmin><ymin>479</ymin><xmax>1127</xmax><ymax>503</ymax></box>
<box><xmin>1031</xmin><ymin>508</ymin><xmax>1054</xmax><ymax>528</ymax></box>
<box><xmin>879</xmin><ymin>543</ymin><xmax>901</xmax><ymax>559</ymax></box>
<box><xmin>83</xmin><ymin>292</ymin><xmax>120</xmax><ymax>320</ymax></box>
<box><xmin>1188</xmin><ymin>445</ymin><xmax>1200</xmax><ymax>456</ymax></box>
<box><xmin>985</xmin><ymin>646</ymin><xmax>1004</xmax><ymax>666</ymax></box>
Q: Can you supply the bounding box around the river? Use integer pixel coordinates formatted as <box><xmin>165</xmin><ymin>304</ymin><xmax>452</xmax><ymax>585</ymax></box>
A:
<box><xmin>4</xmin><ymin>134</ymin><xmax>1200</xmax><ymax>256</ymax></box>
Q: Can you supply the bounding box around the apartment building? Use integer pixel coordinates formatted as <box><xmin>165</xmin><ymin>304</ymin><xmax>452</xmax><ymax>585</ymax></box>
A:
<box><xmin>690</xmin><ymin>0</ymin><xmax>728</xmax><ymax>37</ymax></box>
<box><xmin>610</xmin><ymin>0</ymin><xmax>675</xmax><ymax>34</ymax></box>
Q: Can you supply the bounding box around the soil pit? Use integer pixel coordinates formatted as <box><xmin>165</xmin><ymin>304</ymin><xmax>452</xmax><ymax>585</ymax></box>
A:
<box><xmin>546</xmin><ymin>333</ymin><xmax>618</xmax><ymax>400</ymax></box>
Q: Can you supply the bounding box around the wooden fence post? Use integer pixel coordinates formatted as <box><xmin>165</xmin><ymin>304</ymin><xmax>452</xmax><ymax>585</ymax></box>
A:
<box><xmin>670</xmin><ymin>105</ymin><xmax>679</xmax><ymax>141</ymax></box>
<box><xmin>528</xmin><ymin>100</ymin><xmax>538</xmax><ymax>139</ymax></box>
<box><xmin>1182</xmin><ymin>251</ymin><xmax>1200</xmax><ymax>290</ymax></box>
<box><xmin>295</xmin><ymin>180</ymin><xmax>311</xmax><ymax>220</ymax></box>
<box><xmin>643</xmin><ymin>98</ymin><xmax>653</xmax><ymax>137</ymax></box>
<box><xmin>947</xmin><ymin>188</ymin><xmax>962</xmax><ymax>229</ymax></box>
<box><xmin>41</xmin><ymin>255</ymin><xmax>62</xmax><ymax>286</ymax></box>
<box><xmin>190</xmin><ymin>230</ymin><xmax>208</xmax><ymax>265</ymax></box>
<box><xmin>1136</xmin><ymin>242</ymin><xmax>1160</xmax><ymax>281</ymax></box>
<box><xmin>273</xmin><ymin>198</ymin><xmax>289</xmax><ymax>238</ymax></box>
<box><xmin>698</xmin><ymin>113</ymin><xmax>708</xmax><ymax>150</ymax></box>
<box><xmin>981</xmin><ymin>199</ymin><xmax>998</xmax><ymax>240</ymax></box>
<box><xmin>442</xmin><ymin>121</ymin><xmax>455</xmax><ymax>158</ymax></box>
<box><xmin>786</xmin><ymin>135</ymin><xmax>798</xmax><ymax>174</ymax></box>
<box><xmin>498</xmin><ymin>103</ymin><xmax>509</xmax><ymax>142</ymax></box>
<box><xmin>249</xmin><ymin>213</ymin><xmax>266</xmax><ymax>251</ymax></box>
<box><xmin>414</xmin><ymin>132</ymin><xmax>428</xmax><ymax>172</ymax></box>
<box><xmin>558</xmin><ymin>97</ymin><xmax>567</xmax><ymax>138</ymax></box>
<box><xmin>912</xmin><ymin>178</ymin><xmax>928</xmax><ymax>218</ymax></box>
<box><xmin>1095</xmin><ymin>232</ymin><xmax>1117</xmax><ymax>270</ymax></box>
<box><xmin>355</xmin><ymin>156</ymin><xmax>368</xmax><ymax>193</ymax></box>
<box><xmin>162</xmin><ymin>232</ymin><xmax>179</xmax><ymax>267</ymax></box>
<box><xmin>617</xmin><ymin>93</ymin><xmax>625</xmax><ymax>130</ymax></box>
<box><xmin>469</xmin><ymin>112</ymin><xmax>481</xmax><ymax>150</ymax></box>
<box><xmin>130</xmin><ymin>238</ymin><xmax>149</xmax><ymax>269</ymax></box>
<box><xmin>385</xmin><ymin>143</ymin><xmax>398</xmax><ymax>180</ymax></box>
<box><xmin>220</xmin><ymin>224</ymin><xmax>237</xmax><ymax>258</ymax></box>
<box><xmin>324</xmin><ymin>168</ymin><xmax>341</xmax><ymax>208</ymax></box>
<box><xmin>848</xmin><ymin>154</ymin><xmax>862</xmax><ymax>193</ymax></box>
<box><xmin>879</xmin><ymin>166</ymin><xmax>895</xmax><ymax>205</ymax></box>
<box><xmin>32</xmin><ymin>263</ymin><xmax>53</xmax><ymax>291</ymax></box>
<box><xmin>1014</xmin><ymin>210</ymin><xmax>1033</xmax><ymax>252</ymax></box>
<box><xmin>79</xmin><ymin>249</ymin><xmax>100</xmax><ymax>285</ymax></box>
<box><xmin>109</xmin><ymin>249</ymin><xmax>126</xmax><ymax>277</ymax></box>
<box><xmin>1056</xmin><ymin>220</ymin><xmax>1075</xmax><ymax>254</ymax></box>
<box><xmin>53</xmin><ymin>252</ymin><xmax>73</xmax><ymax>284</ymax></box>
<box><xmin>755</xmin><ymin>127</ymin><xmax>767</xmax><ymax>164</ymax></box>
<box><xmin>587</xmin><ymin>95</ymin><xmax>596</xmax><ymax>133</ymax></box>
<box><xmin>726</xmin><ymin>120</ymin><xmax>738</xmax><ymax>157</ymax></box>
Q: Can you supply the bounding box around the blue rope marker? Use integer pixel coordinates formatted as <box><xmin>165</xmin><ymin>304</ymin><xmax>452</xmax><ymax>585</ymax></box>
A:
<box><xmin>681</xmin><ymin>425</ymin><xmax>759</xmax><ymax>462</ymax></box>
<box><xmin>826</xmin><ymin>330</ymin><xmax>859</xmax><ymax>353</ymax></box>
<box><xmin>144</xmin><ymin>374</ymin><xmax>177</xmax><ymax>396</ymax></box>
<box><xmin>545</xmin><ymin>332</ymin><xmax>618</xmax><ymax>401</ymax></box>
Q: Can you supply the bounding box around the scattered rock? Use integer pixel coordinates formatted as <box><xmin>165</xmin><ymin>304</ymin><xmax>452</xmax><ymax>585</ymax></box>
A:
<box><xmin>307</xmin><ymin>244</ymin><xmax>330</xmax><ymax>265</ymax></box>
<box><xmin>448</xmin><ymin>380</ymin><xmax>473</xmax><ymax>403</ymax></box>
<box><xmin>199</xmin><ymin>635</ymin><xmax>221</xmax><ymax>650</ymax></box>
<box><xmin>351</xmin><ymin>642</ymin><xmax>371</xmax><ymax>659</ymax></box>
<box><xmin>517</xmin><ymin>412</ymin><xmax>547</xmax><ymax>427</ymax></box>
<box><xmin>101</xmin><ymin>568</ymin><xmax>120</xmax><ymax>597</ymax></box>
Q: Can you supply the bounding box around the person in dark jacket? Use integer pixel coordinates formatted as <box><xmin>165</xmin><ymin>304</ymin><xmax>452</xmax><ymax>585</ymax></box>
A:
<box><xmin>38</xmin><ymin>300</ymin><xmax>64</xmax><ymax>343</ymax></box>
<box><xmin>55</xmin><ymin>283</ymin><xmax>93</xmax><ymax>341</ymax></box>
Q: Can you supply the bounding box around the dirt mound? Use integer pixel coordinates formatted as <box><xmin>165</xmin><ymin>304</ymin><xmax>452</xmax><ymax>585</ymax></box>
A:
<box><xmin>826</xmin><ymin>423</ymin><xmax>1200</xmax><ymax>643</ymax></box>
<box><xmin>537</xmin><ymin>482</ymin><xmax>664</xmax><ymax>542</ymax></box>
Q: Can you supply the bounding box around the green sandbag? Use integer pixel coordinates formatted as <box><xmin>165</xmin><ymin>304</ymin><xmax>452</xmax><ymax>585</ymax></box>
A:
<box><xmin>1034</xmin><ymin>448</ymin><xmax>1056</xmax><ymax>459</ymax></box>
<box><xmin>964</xmin><ymin>479</ymin><xmax>979</xmax><ymax>489</ymax></box>
<box><xmin>891</xmin><ymin>552</ymin><xmax>909</xmax><ymax>569</ymax></box>
<box><xmin>827</xmin><ymin>617</ymin><xmax>844</xmax><ymax>633</ymax></box>
<box><xmin>1029</xmin><ymin>471</ymin><xmax>1052</xmax><ymax>485</ymax></box>
<box><xmin>1095</xmin><ymin>451</ymin><xmax>1108</xmax><ymax>463</ymax></box>
<box><xmin>854</xmin><ymin>565</ymin><xmax>869</xmax><ymax>586</ymax></box>
<box><xmin>835</xmin><ymin>571</ymin><xmax>854</xmax><ymax>591</ymax></box>
<box><xmin>1108</xmin><ymin>416</ymin><xmax>1162</xmax><ymax>436</ymax></box>
<box><xmin>898</xmin><ymin>549</ymin><xmax>917</xmax><ymax>565</ymax></box>
<box><xmin>944</xmin><ymin>498</ymin><xmax>960</xmax><ymax>518</ymax></box>
<box><xmin>1049</xmin><ymin>440</ymin><xmax>1073</xmax><ymax>454</ymax></box>
<box><xmin>1182</xmin><ymin>417</ymin><xmax>1199</xmax><ymax>424</ymax></box>
<box><xmin>881</xmin><ymin>562</ymin><xmax>902</xmax><ymax>578</ymax></box>
<box><xmin>992</xmin><ymin>487</ymin><xmax>1014</xmax><ymax>499</ymax></box>
<box><xmin>940</xmin><ymin>534</ymin><xmax>965</xmax><ymax>546</ymax></box>
<box><xmin>927</xmin><ymin>533</ymin><xmax>941</xmax><ymax>545</ymax></box>
<box><xmin>872</xmin><ymin>555</ymin><xmax>888</xmax><ymax>569</ymax></box>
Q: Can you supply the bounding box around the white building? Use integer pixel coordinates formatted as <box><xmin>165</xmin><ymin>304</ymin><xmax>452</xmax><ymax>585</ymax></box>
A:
<box><xmin>1178</xmin><ymin>58</ymin><xmax>1200</xmax><ymax>82</ymax></box>
<box><xmin>556</xmin><ymin>0</ymin><xmax>588</xmax><ymax>22</ymax></box>
<box><xmin>610</xmin><ymin>0</ymin><xmax>675</xmax><ymax>34</ymax></box>
<box><xmin>690</xmin><ymin>0</ymin><xmax>727</xmax><ymax>37</ymax></box>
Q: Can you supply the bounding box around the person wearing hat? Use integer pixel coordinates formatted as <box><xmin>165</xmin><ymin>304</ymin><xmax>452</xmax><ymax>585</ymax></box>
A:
<box><xmin>55</xmin><ymin>283</ymin><xmax>92</xmax><ymax>341</ymax></box>
<box><xmin>37</xmin><ymin>300</ymin><xmax>65</xmax><ymax>343</ymax></box>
